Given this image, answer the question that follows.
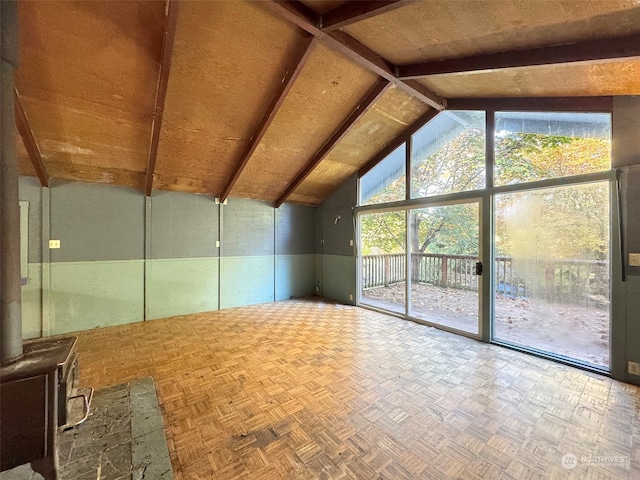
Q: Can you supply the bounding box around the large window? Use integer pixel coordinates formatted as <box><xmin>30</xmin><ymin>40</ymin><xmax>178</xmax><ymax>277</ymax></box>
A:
<box><xmin>412</xmin><ymin>111</ymin><xmax>485</xmax><ymax>198</ymax></box>
<box><xmin>358</xmin><ymin>108</ymin><xmax>612</xmax><ymax>371</ymax></box>
<box><xmin>360</xmin><ymin>144</ymin><xmax>406</xmax><ymax>205</ymax></box>
<box><xmin>494</xmin><ymin>182</ymin><xmax>610</xmax><ymax>367</ymax></box>
<box><xmin>495</xmin><ymin>112</ymin><xmax>610</xmax><ymax>185</ymax></box>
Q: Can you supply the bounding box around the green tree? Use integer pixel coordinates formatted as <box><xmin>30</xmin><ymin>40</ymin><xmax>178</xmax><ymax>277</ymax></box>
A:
<box><xmin>494</xmin><ymin>134</ymin><xmax>610</xmax><ymax>260</ymax></box>
<box><xmin>363</xmin><ymin>127</ymin><xmax>610</xmax><ymax>261</ymax></box>
<box><xmin>364</xmin><ymin>128</ymin><xmax>484</xmax><ymax>255</ymax></box>
<box><xmin>361</xmin><ymin>211</ymin><xmax>405</xmax><ymax>255</ymax></box>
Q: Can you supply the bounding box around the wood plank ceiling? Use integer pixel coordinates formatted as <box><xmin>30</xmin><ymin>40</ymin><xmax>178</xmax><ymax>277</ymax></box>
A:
<box><xmin>14</xmin><ymin>0</ymin><xmax>640</xmax><ymax>206</ymax></box>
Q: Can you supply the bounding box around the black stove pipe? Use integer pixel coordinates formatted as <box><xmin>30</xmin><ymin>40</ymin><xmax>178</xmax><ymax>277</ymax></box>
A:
<box><xmin>1</xmin><ymin>0</ymin><xmax>24</xmax><ymax>365</ymax></box>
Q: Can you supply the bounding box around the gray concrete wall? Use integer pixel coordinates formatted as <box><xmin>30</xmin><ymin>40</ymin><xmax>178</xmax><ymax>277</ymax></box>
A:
<box><xmin>49</xmin><ymin>180</ymin><xmax>145</xmax><ymax>262</ymax></box>
<box><xmin>319</xmin><ymin>175</ymin><xmax>357</xmax><ymax>257</ymax></box>
<box><xmin>275</xmin><ymin>204</ymin><xmax>316</xmax><ymax>301</ymax></box>
<box><xmin>612</xmin><ymin>96</ymin><xmax>640</xmax><ymax>384</ymax></box>
<box><xmin>612</xmin><ymin>96</ymin><xmax>640</xmax><ymax>168</ymax></box>
<box><xmin>316</xmin><ymin>175</ymin><xmax>357</xmax><ymax>304</ymax></box>
<box><xmin>614</xmin><ymin>97</ymin><xmax>640</xmax><ymax>277</ymax></box>
<box><xmin>149</xmin><ymin>191</ymin><xmax>218</xmax><ymax>259</ymax></box>
<box><xmin>320</xmin><ymin>175</ymin><xmax>358</xmax><ymax>211</ymax></box>
<box><xmin>621</xmin><ymin>167</ymin><xmax>640</xmax><ymax>277</ymax></box>
<box><xmin>320</xmin><ymin>208</ymin><xmax>355</xmax><ymax>257</ymax></box>
<box><xmin>146</xmin><ymin>190</ymin><xmax>220</xmax><ymax>320</ymax></box>
<box><xmin>17</xmin><ymin>179</ymin><xmax>317</xmax><ymax>334</ymax></box>
<box><xmin>44</xmin><ymin>181</ymin><xmax>145</xmax><ymax>333</ymax></box>
<box><xmin>223</xmin><ymin>198</ymin><xmax>275</xmax><ymax>257</ymax></box>
<box><xmin>219</xmin><ymin>198</ymin><xmax>316</xmax><ymax>306</ymax></box>
<box><xmin>276</xmin><ymin>203</ymin><xmax>315</xmax><ymax>255</ymax></box>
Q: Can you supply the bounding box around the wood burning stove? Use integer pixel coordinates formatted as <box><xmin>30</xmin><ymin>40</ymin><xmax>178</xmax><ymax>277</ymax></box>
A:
<box><xmin>0</xmin><ymin>336</ymin><xmax>92</xmax><ymax>479</ymax></box>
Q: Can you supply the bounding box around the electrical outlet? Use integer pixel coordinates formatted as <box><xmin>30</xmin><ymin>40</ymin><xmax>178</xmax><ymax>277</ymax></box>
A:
<box><xmin>216</xmin><ymin>240</ymin><xmax>220</xmax><ymax>248</ymax></box>
<box><xmin>349</xmin><ymin>239</ymin><xmax>353</xmax><ymax>246</ymax></box>
<box><xmin>49</xmin><ymin>239</ymin><xmax>60</xmax><ymax>249</ymax></box>
<box><xmin>628</xmin><ymin>361</ymin><xmax>640</xmax><ymax>376</ymax></box>
<box><xmin>349</xmin><ymin>294</ymin><xmax>353</xmax><ymax>301</ymax></box>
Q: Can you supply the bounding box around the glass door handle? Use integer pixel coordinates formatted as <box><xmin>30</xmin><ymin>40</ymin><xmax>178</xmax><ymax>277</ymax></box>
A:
<box><xmin>475</xmin><ymin>261</ymin><xmax>483</xmax><ymax>276</ymax></box>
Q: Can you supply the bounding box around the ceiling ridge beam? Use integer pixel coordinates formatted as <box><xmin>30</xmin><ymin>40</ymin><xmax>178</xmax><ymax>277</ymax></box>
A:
<box><xmin>14</xmin><ymin>88</ymin><xmax>49</xmax><ymax>188</ymax></box>
<box><xmin>263</xmin><ymin>1</ymin><xmax>445</xmax><ymax>110</ymax></box>
<box><xmin>358</xmin><ymin>108</ymin><xmax>439</xmax><ymax>178</ymax></box>
<box><xmin>220</xmin><ymin>36</ymin><xmax>317</xmax><ymax>202</ymax></box>
<box><xmin>325</xmin><ymin>31</ymin><xmax>444</xmax><ymax>110</ymax></box>
<box><xmin>275</xmin><ymin>79</ymin><xmax>391</xmax><ymax>207</ymax></box>
<box><xmin>321</xmin><ymin>1</ymin><xmax>418</xmax><ymax>32</ymax></box>
<box><xmin>397</xmin><ymin>33</ymin><xmax>640</xmax><ymax>78</ymax></box>
<box><xmin>287</xmin><ymin>0</ymin><xmax>320</xmax><ymax>25</ymax></box>
<box><xmin>269</xmin><ymin>0</ymin><xmax>321</xmax><ymax>32</ymax></box>
<box><xmin>446</xmin><ymin>96</ymin><xmax>614</xmax><ymax>112</ymax></box>
<box><xmin>144</xmin><ymin>0</ymin><xmax>180</xmax><ymax>197</ymax></box>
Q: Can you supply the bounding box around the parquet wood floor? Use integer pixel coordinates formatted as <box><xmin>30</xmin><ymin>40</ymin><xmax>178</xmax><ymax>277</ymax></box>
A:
<box><xmin>73</xmin><ymin>299</ymin><xmax>640</xmax><ymax>479</ymax></box>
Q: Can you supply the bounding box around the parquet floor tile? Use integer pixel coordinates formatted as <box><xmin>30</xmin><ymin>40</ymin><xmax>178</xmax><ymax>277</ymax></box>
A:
<box><xmin>73</xmin><ymin>299</ymin><xmax>640</xmax><ymax>479</ymax></box>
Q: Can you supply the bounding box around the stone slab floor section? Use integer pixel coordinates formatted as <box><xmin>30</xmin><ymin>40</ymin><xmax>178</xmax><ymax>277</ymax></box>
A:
<box><xmin>0</xmin><ymin>377</ymin><xmax>172</xmax><ymax>480</ymax></box>
<box><xmin>67</xmin><ymin>299</ymin><xmax>640</xmax><ymax>480</ymax></box>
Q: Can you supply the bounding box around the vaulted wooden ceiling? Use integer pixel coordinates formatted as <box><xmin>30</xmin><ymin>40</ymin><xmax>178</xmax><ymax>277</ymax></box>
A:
<box><xmin>15</xmin><ymin>0</ymin><xmax>640</xmax><ymax>206</ymax></box>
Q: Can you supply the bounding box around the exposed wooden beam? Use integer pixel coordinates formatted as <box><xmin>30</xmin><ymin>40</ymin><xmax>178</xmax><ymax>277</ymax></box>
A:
<box><xmin>446</xmin><ymin>96</ymin><xmax>614</xmax><ymax>112</ymax></box>
<box><xmin>267</xmin><ymin>0</ymin><xmax>320</xmax><ymax>34</ymax></box>
<box><xmin>330</xmin><ymin>31</ymin><xmax>445</xmax><ymax>111</ymax></box>
<box><xmin>321</xmin><ymin>1</ymin><xmax>417</xmax><ymax>31</ymax></box>
<box><xmin>358</xmin><ymin>108</ymin><xmax>439</xmax><ymax>177</ymax></box>
<box><xmin>327</xmin><ymin>29</ymin><xmax>396</xmax><ymax>79</ymax></box>
<box><xmin>396</xmin><ymin>79</ymin><xmax>445</xmax><ymax>110</ymax></box>
<box><xmin>14</xmin><ymin>88</ymin><xmax>49</xmax><ymax>187</ymax></box>
<box><xmin>275</xmin><ymin>79</ymin><xmax>391</xmax><ymax>207</ymax></box>
<box><xmin>262</xmin><ymin>1</ymin><xmax>445</xmax><ymax>110</ymax></box>
<box><xmin>398</xmin><ymin>34</ymin><xmax>640</xmax><ymax>78</ymax></box>
<box><xmin>144</xmin><ymin>0</ymin><xmax>180</xmax><ymax>197</ymax></box>
<box><xmin>220</xmin><ymin>36</ymin><xmax>317</xmax><ymax>202</ymax></box>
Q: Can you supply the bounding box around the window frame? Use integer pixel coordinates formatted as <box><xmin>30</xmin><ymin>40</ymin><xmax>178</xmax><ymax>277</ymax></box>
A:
<box><xmin>356</xmin><ymin>106</ymin><xmax>616</xmax><ymax>374</ymax></box>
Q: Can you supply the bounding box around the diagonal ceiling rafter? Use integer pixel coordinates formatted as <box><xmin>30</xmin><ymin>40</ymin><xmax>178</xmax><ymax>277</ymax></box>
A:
<box><xmin>275</xmin><ymin>78</ymin><xmax>392</xmax><ymax>207</ymax></box>
<box><xmin>19</xmin><ymin>1</ymin><xmax>635</xmax><ymax>205</ymax></box>
<box><xmin>263</xmin><ymin>0</ymin><xmax>445</xmax><ymax>111</ymax></box>
<box><xmin>220</xmin><ymin>36</ymin><xmax>317</xmax><ymax>202</ymax></box>
<box><xmin>397</xmin><ymin>33</ymin><xmax>640</xmax><ymax>78</ymax></box>
<box><xmin>320</xmin><ymin>1</ymin><xmax>418</xmax><ymax>32</ymax></box>
<box><xmin>144</xmin><ymin>0</ymin><xmax>180</xmax><ymax>197</ymax></box>
<box><xmin>14</xmin><ymin>88</ymin><xmax>49</xmax><ymax>188</ymax></box>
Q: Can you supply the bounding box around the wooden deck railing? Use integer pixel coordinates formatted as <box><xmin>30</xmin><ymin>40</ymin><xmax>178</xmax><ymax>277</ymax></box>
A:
<box><xmin>362</xmin><ymin>254</ymin><xmax>406</xmax><ymax>288</ymax></box>
<box><xmin>362</xmin><ymin>253</ymin><xmax>609</xmax><ymax>306</ymax></box>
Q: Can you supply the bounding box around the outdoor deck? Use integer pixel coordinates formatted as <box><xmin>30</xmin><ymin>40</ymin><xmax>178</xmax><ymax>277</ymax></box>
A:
<box><xmin>362</xmin><ymin>254</ymin><xmax>610</xmax><ymax>368</ymax></box>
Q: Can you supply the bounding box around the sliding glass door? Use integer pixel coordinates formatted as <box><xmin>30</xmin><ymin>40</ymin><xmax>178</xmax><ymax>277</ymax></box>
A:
<box><xmin>360</xmin><ymin>211</ymin><xmax>406</xmax><ymax>315</ymax></box>
<box><xmin>493</xmin><ymin>182</ymin><xmax>610</xmax><ymax>367</ymax></box>
<box><xmin>358</xmin><ymin>108</ymin><xmax>612</xmax><ymax>371</ymax></box>
<box><xmin>409</xmin><ymin>202</ymin><xmax>481</xmax><ymax>335</ymax></box>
